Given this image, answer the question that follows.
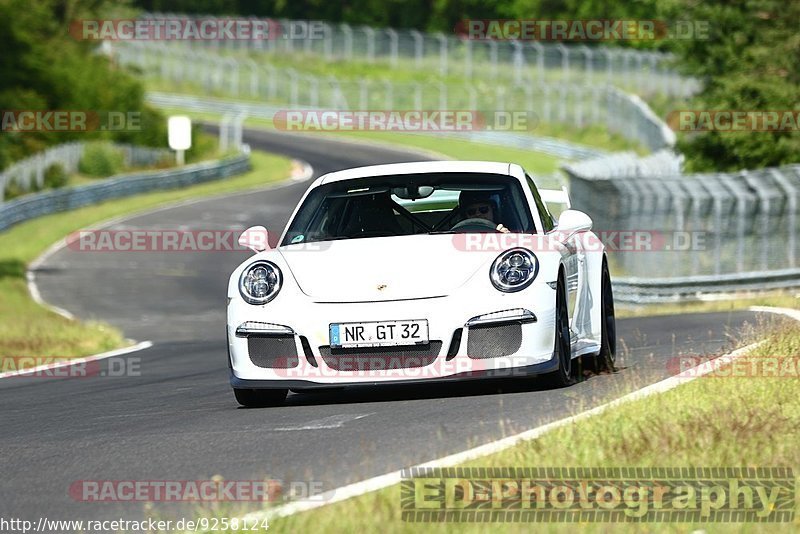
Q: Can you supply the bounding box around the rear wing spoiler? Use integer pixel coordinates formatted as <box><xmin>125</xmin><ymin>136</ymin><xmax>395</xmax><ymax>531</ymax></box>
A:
<box><xmin>539</xmin><ymin>186</ymin><xmax>571</xmax><ymax>209</ymax></box>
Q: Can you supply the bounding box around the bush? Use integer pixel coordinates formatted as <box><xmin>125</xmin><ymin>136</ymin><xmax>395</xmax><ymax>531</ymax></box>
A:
<box><xmin>43</xmin><ymin>163</ymin><xmax>68</xmax><ymax>189</ymax></box>
<box><xmin>3</xmin><ymin>180</ymin><xmax>25</xmax><ymax>201</ymax></box>
<box><xmin>78</xmin><ymin>143</ymin><xmax>125</xmax><ymax>178</ymax></box>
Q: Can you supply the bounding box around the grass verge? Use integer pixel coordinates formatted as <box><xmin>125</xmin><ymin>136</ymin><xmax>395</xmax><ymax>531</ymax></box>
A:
<box><xmin>188</xmin><ymin>310</ymin><xmax>800</xmax><ymax>533</ymax></box>
<box><xmin>617</xmin><ymin>292</ymin><xmax>800</xmax><ymax>318</ymax></box>
<box><xmin>145</xmin><ymin>68</ymin><xmax>644</xmax><ymax>155</ymax></box>
<box><xmin>0</xmin><ymin>151</ymin><xmax>292</xmax><ymax>366</ymax></box>
<box><xmin>158</xmin><ymin>107</ymin><xmax>564</xmax><ymax>184</ymax></box>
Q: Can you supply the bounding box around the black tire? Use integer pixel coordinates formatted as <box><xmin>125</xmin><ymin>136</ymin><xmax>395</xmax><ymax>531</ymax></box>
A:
<box><xmin>233</xmin><ymin>388</ymin><xmax>287</xmax><ymax>408</ymax></box>
<box><xmin>543</xmin><ymin>275</ymin><xmax>572</xmax><ymax>388</ymax></box>
<box><xmin>592</xmin><ymin>260</ymin><xmax>616</xmax><ymax>373</ymax></box>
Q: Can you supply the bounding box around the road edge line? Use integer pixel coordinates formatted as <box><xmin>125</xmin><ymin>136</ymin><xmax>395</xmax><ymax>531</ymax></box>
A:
<box><xmin>0</xmin><ymin>341</ymin><xmax>153</xmax><ymax>380</ymax></box>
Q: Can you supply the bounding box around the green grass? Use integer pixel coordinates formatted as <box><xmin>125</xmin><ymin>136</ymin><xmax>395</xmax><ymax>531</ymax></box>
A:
<box><xmin>0</xmin><ymin>151</ymin><xmax>292</xmax><ymax>366</ymax></box>
<box><xmin>225</xmin><ymin>314</ymin><xmax>799</xmax><ymax>534</ymax></box>
<box><xmin>617</xmin><ymin>292</ymin><xmax>800</xmax><ymax>318</ymax></box>
<box><xmin>146</xmin><ymin>78</ymin><xmax>642</xmax><ymax>154</ymax></box>
<box><xmin>143</xmin><ymin>45</ymin><xmax>663</xmax><ymax>154</ymax></box>
<box><xmin>340</xmin><ymin>131</ymin><xmax>562</xmax><ymax>178</ymax></box>
<box><xmin>157</xmin><ymin>107</ymin><xmax>565</xmax><ymax>186</ymax></box>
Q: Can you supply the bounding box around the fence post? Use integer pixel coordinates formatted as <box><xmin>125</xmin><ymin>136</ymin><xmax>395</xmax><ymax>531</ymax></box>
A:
<box><xmin>225</xmin><ymin>57</ymin><xmax>239</xmax><ymax>96</ymax></box>
<box><xmin>287</xmin><ymin>68</ymin><xmax>299</xmax><ymax>107</ymax></box>
<box><xmin>245</xmin><ymin>58</ymin><xmax>258</xmax><ymax>97</ymax></box>
<box><xmin>328</xmin><ymin>75</ymin><xmax>348</xmax><ymax>109</ymax></box>
<box><xmin>770</xmin><ymin>168</ymin><xmax>798</xmax><ymax>268</ymax></box>
<box><xmin>359</xmin><ymin>80</ymin><xmax>368</xmax><ymax>109</ymax></box>
<box><xmin>488</xmin><ymin>39</ymin><xmax>498</xmax><ymax>79</ymax></box>
<box><xmin>264</xmin><ymin>64</ymin><xmax>277</xmax><ymax>101</ymax></box>
<box><xmin>386</xmin><ymin>28</ymin><xmax>398</xmax><ymax>66</ymax></box>
<box><xmin>531</xmin><ymin>41</ymin><xmax>544</xmax><ymax>81</ymax></box>
<box><xmin>581</xmin><ymin>45</ymin><xmax>593</xmax><ymax>83</ymax></box>
<box><xmin>233</xmin><ymin>112</ymin><xmax>247</xmax><ymax>151</ymax></box>
<box><xmin>464</xmin><ymin>38</ymin><xmax>472</xmax><ymax>78</ymax></box>
<box><xmin>363</xmin><ymin>27</ymin><xmax>375</xmax><ymax>62</ymax></box>
<box><xmin>323</xmin><ymin>22</ymin><xmax>333</xmax><ymax>60</ymax></box>
<box><xmin>467</xmin><ymin>84</ymin><xmax>477</xmax><ymax>110</ymax></box>
<box><xmin>435</xmin><ymin>33</ymin><xmax>447</xmax><ymax>76</ymax></box>
<box><xmin>410</xmin><ymin>30</ymin><xmax>423</xmax><ymax>67</ymax></box>
<box><xmin>219</xmin><ymin>114</ymin><xmax>232</xmax><ymax>152</ymax></box>
<box><xmin>383</xmin><ymin>80</ymin><xmax>394</xmax><ymax>109</ymax></box>
<box><xmin>308</xmin><ymin>75</ymin><xmax>320</xmax><ymax>107</ymax></box>
<box><xmin>512</xmin><ymin>40</ymin><xmax>524</xmax><ymax>84</ymax></box>
<box><xmin>556</xmin><ymin>43</ymin><xmax>569</xmax><ymax>75</ymax></box>
<box><xmin>341</xmin><ymin>24</ymin><xmax>353</xmax><ymax>60</ymax></box>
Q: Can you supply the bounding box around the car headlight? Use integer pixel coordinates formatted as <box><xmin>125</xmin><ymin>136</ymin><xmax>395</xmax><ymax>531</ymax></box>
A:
<box><xmin>490</xmin><ymin>248</ymin><xmax>538</xmax><ymax>292</ymax></box>
<box><xmin>238</xmin><ymin>261</ymin><xmax>282</xmax><ymax>305</ymax></box>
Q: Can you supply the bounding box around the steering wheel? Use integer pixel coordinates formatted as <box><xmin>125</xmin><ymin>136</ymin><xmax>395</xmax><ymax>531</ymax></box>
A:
<box><xmin>450</xmin><ymin>218</ymin><xmax>501</xmax><ymax>233</ymax></box>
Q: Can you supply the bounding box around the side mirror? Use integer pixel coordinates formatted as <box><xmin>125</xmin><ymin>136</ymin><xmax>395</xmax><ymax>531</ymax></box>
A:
<box><xmin>554</xmin><ymin>209</ymin><xmax>592</xmax><ymax>239</ymax></box>
<box><xmin>238</xmin><ymin>226</ymin><xmax>270</xmax><ymax>253</ymax></box>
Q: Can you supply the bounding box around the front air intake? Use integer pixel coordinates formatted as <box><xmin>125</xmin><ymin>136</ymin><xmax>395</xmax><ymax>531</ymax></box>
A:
<box><xmin>248</xmin><ymin>335</ymin><xmax>299</xmax><ymax>368</ymax></box>
<box><xmin>467</xmin><ymin>324</ymin><xmax>522</xmax><ymax>359</ymax></box>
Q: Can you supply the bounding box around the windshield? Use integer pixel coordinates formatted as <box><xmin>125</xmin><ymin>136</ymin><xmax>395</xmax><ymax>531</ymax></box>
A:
<box><xmin>281</xmin><ymin>173</ymin><xmax>536</xmax><ymax>245</ymax></box>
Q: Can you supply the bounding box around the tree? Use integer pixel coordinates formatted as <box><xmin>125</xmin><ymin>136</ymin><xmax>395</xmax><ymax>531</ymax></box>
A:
<box><xmin>0</xmin><ymin>0</ymin><xmax>166</xmax><ymax>170</ymax></box>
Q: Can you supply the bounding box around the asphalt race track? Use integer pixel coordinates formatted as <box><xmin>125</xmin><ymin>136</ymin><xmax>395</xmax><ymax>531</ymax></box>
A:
<box><xmin>0</xmin><ymin>129</ymin><xmax>764</xmax><ymax>522</ymax></box>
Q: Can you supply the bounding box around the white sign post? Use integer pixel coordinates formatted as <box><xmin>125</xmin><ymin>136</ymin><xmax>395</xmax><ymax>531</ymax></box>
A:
<box><xmin>167</xmin><ymin>116</ymin><xmax>192</xmax><ymax>166</ymax></box>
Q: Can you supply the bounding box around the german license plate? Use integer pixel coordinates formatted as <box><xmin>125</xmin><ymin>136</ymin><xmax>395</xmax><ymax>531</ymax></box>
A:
<box><xmin>329</xmin><ymin>320</ymin><xmax>429</xmax><ymax>348</ymax></box>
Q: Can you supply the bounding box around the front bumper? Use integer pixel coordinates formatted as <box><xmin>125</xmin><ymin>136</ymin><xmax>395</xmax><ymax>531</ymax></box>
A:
<box><xmin>228</xmin><ymin>283</ymin><xmax>558</xmax><ymax>388</ymax></box>
<box><xmin>230</xmin><ymin>356</ymin><xmax>559</xmax><ymax>390</ymax></box>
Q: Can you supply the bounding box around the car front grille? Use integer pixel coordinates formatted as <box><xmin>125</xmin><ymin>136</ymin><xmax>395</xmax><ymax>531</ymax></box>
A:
<box><xmin>318</xmin><ymin>342</ymin><xmax>442</xmax><ymax>371</ymax></box>
<box><xmin>248</xmin><ymin>335</ymin><xmax>299</xmax><ymax>368</ymax></box>
<box><xmin>467</xmin><ymin>323</ymin><xmax>523</xmax><ymax>359</ymax></box>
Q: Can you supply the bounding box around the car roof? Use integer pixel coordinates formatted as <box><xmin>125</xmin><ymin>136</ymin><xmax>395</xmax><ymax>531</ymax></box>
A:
<box><xmin>317</xmin><ymin>161</ymin><xmax>524</xmax><ymax>185</ymax></box>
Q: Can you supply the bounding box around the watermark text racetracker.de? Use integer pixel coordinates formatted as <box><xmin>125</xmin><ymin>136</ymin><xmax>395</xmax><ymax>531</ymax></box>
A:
<box><xmin>1</xmin><ymin>111</ymin><xmax>141</xmax><ymax>133</ymax></box>
<box><xmin>69</xmin><ymin>478</ymin><xmax>325</xmax><ymax>502</ymax></box>
<box><xmin>273</xmin><ymin>110</ymin><xmax>538</xmax><ymax>132</ymax></box>
<box><xmin>401</xmin><ymin>467</ymin><xmax>794</xmax><ymax>522</ymax></box>
<box><xmin>452</xmin><ymin>231</ymin><xmax>707</xmax><ymax>253</ymax></box>
<box><xmin>455</xmin><ymin>19</ymin><xmax>710</xmax><ymax>41</ymax></box>
<box><xmin>65</xmin><ymin>228</ymin><xmax>306</xmax><ymax>253</ymax></box>
<box><xmin>71</xmin><ymin>18</ymin><xmax>324</xmax><ymax>41</ymax></box>
<box><xmin>668</xmin><ymin>110</ymin><xmax>800</xmax><ymax>132</ymax></box>
<box><xmin>668</xmin><ymin>355</ymin><xmax>800</xmax><ymax>379</ymax></box>
<box><xmin>65</xmin><ymin>229</ymin><xmax>707</xmax><ymax>253</ymax></box>
<box><xmin>1</xmin><ymin>356</ymin><xmax>140</xmax><ymax>379</ymax></box>
<box><xmin>0</xmin><ymin>517</ymin><xmax>270</xmax><ymax>533</ymax></box>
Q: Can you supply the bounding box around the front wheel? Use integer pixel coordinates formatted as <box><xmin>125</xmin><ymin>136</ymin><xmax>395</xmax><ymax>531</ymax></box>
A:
<box><xmin>233</xmin><ymin>388</ymin><xmax>287</xmax><ymax>408</ymax></box>
<box><xmin>542</xmin><ymin>276</ymin><xmax>572</xmax><ymax>388</ymax></box>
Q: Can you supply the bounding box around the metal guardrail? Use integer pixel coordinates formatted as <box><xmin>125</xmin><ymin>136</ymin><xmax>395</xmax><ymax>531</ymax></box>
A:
<box><xmin>0</xmin><ymin>143</ymin><xmax>171</xmax><ymax>202</ymax></box>
<box><xmin>614</xmin><ymin>269</ymin><xmax>800</xmax><ymax>303</ymax></box>
<box><xmin>0</xmin><ymin>153</ymin><xmax>250</xmax><ymax>232</ymax></box>
<box><xmin>563</xmin><ymin>149</ymin><xmax>683</xmax><ymax>180</ymax></box>
<box><xmin>568</xmin><ymin>156</ymin><xmax>800</xmax><ymax>300</ymax></box>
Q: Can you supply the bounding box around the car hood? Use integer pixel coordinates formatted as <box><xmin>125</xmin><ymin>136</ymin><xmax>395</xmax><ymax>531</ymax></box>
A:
<box><xmin>278</xmin><ymin>234</ymin><xmax>498</xmax><ymax>302</ymax></box>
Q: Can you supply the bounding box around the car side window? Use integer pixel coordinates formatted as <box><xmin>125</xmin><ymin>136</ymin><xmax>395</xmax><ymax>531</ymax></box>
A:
<box><xmin>525</xmin><ymin>175</ymin><xmax>555</xmax><ymax>232</ymax></box>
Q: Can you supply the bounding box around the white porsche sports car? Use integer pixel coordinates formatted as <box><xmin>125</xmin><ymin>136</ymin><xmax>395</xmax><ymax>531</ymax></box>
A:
<box><xmin>227</xmin><ymin>161</ymin><xmax>615</xmax><ymax>407</ymax></box>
